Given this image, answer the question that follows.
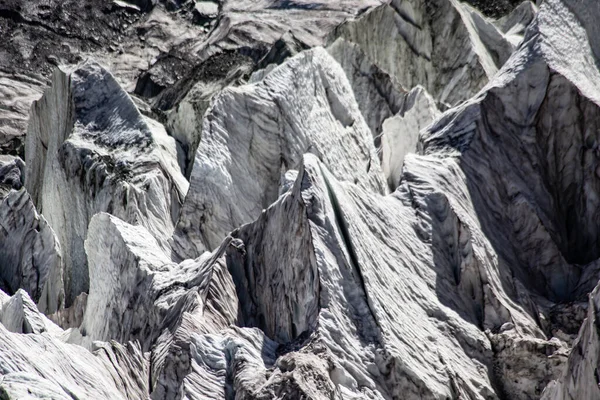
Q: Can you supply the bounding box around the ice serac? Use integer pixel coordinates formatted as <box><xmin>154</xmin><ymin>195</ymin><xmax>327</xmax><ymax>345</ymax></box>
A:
<box><xmin>540</xmin><ymin>284</ymin><xmax>600</xmax><ymax>400</ymax></box>
<box><xmin>326</xmin><ymin>37</ymin><xmax>407</xmax><ymax>141</ymax></box>
<box><xmin>380</xmin><ymin>86</ymin><xmax>440</xmax><ymax>190</ymax></box>
<box><xmin>218</xmin><ymin>141</ymin><xmax>567</xmax><ymax>399</ymax></box>
<box><xmin>0</xmin><ymin>289</ymin><xmax>62</xmax><ymax>335</ymax></box>
<box><xmin>0</xmin><ymin>320</ymin><xmax>148</xmax><ymax>400</ymax></box>
<box><xmin>0</xmin><ymin>207</ymin><xmax>244</xmax><ymax>398</ymax></box>
<box><xmin>325</xmin><ymin>36</ymin><xmax>441</xmax><ymax>188</ymax></box>
<box><xmin>220</xmin><ymin>154</ymin><xmax>501</xmax><ymax>399</ymax></box>
<box><xmin>80</xmin><ymin>212</ymin><xmax>170</xmax><ymax>349</ymax></box>
<box><xmin>79</xmin><ymin>213</ymin><xmax>248</xmax><ymax>398</ymax></box>
<box><xmin>494</xmin><ymin>1</ymin><xmax>537</xmax><ymax>46</ymax></box>
<box><xmin>329</xmin><ymin>0</ymin><xmax>517</xmax><ymax>107</ymax></box>
<box><xmin>81</xmin><ymin>212</ymin><xmax>233</xmax><ymax>350</ymax></box>
<box><xmin>4</xmin><ymin>0</ymin><xmax>600</xmax><ymax>398</ymax></box>
<box><xmin>0</xmin><ymin>155</ymin><xmax>64</xmax><ymax>314</ymax></box>
<box><xmin>417</xmin><ymin>0</ymin><xmax>600</xmax><ymax>302</ymax></box>
<box><xmin>79</xmin><ymin>212</ymin><xmax>252</xmax><ymax>398</ymax></box>
<box><xmin>154</xmin><ymin>0</ymin><xmax>386</xmax><ymax>176</ymax></box>
<box><xmin>171</xmin><ymin>47</ymin><xmax>387</xmax><ymax>260</ymax></box>
<box><xmin>397</xmin><ymin>0</ymin><xmax>600</xmax><ymax>396</ymax></box>
<box><xmin>25</xmin><ymin>60</ymin><xmax>188</xmax><ymax>307</ymax></box>
<box><xmin>206</xmin><ymin>5</ymin><xmax>600</xmax><ymax>384</ymax></box>
<box><xmin>148</xmin><ymin>259</ymin><xmax>243</xmax><ymax>399</ymax></box>
<box><xmin>218</xmin><ymin>149</ymin><xmax>567</xmax><ymax>399</ymax></box>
